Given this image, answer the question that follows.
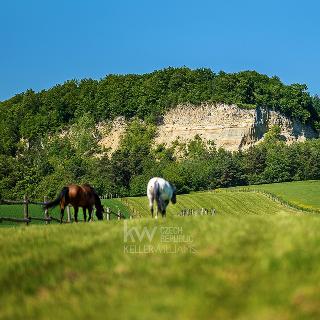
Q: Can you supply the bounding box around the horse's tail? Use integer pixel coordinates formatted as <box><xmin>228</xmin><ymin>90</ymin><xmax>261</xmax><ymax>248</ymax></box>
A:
<box><xmin>154</xmin><ymin>180</ymin><xmax>161</xmax><ymax>207</ymax></box>
<box><xmin>44</xmin><ymin>187</ymin><xmax>69</xmax><ymax>209</ymax></box>
<box><xmin>154</xmin><ymin>181</ymin><xmax>160</xmax><ymax>198</ymax></box>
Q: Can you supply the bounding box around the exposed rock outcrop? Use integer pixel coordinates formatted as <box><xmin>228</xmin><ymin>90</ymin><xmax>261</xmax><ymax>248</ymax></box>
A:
<box><xmin>154</xmin><ymin>103</ymin><xmax>318</xmax><ymax>151</ymax></box>
<box><xmin>98</xmin><ymin>117</ymin><xmax>127</xmax><ymax>153</ymax></box>
<box><xmin>97</xmin><ymin>103</ymin><xmax>318</xmax><ymax>154</ymax></box>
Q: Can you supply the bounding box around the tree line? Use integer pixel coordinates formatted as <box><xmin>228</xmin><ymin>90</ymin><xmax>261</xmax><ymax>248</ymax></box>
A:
<box><xmin>1</xmin><ymin>118</ymin><xmax>320</xmax><ymax>200</ymax></box>
<box><xmin>0</xmin><ymin>67</ymin><xmax>320</xmax><ymax>199</ymax></box>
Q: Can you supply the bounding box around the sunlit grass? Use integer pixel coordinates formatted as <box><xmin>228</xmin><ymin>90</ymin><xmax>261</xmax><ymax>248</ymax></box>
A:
<box><xmin>123</xmin><ymin>190</ymin><xmax>298</xmax><ymax>218</ymax></box>
<box><xmin>238</xmin><ymin>180</ymin><xmax>320</xmax><ymax>212</ymax></box>
<box><xmin>1</xmin><ymin>214</ymin><xmax>320</xmax><ymax>319</ymax></box>
<box><xmin>1</xmin><ymin>181</ymin><xmax>320</xmax><ymax>319</ymax></box>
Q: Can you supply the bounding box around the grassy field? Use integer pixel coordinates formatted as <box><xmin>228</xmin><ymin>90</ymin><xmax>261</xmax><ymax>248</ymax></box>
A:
<box><xmin>123</xmin><ymin>190</ymin><xmax>299</xmax><ymax>218</ymax></box>
<box><xmin>0</xmin><ymin>181</ymin><xmax>320</xmax><ymax>319</ymax></box>
<box><xmin>239</xmin><ymin>180</ymin><xmax>320</xmax><ymax>212</ymax></box>
<box><xmin>1</xmin><ymin>214</ymin><xmax>320</xmax><ymax>319</ymax></box>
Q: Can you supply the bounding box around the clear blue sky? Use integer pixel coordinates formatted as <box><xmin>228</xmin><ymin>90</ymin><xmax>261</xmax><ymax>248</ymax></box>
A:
<box><xmin>1</xmin><ymin>0</ymin><xmax>319</xmax><ymax>101</ymax></box>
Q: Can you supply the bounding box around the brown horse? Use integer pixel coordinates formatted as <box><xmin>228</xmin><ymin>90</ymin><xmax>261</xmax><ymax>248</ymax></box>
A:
<box><xmin>45</xmin><ymin>184</ymin><xmax>104</xmax><ymax>223</ymax></box>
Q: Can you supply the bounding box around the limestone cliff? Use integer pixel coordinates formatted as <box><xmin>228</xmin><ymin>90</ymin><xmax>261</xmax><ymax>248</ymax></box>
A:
<box><xmin>99</xmin><ymin>103</ymin><xmax>318</xmax><ymax>153</ymax></box>
<box><xmin>155</xmin><ymin>103</ymin><xmax>318</xmax><ymax>151</ymax></box>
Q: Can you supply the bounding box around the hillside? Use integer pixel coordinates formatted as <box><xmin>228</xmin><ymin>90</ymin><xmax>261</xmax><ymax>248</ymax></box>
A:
<box><xmin>1</xmin><ymin>67</ymin><xmax>320</xmax><ymax>200</ymax></box>
<box><xmin>1</xmin><ymin>68</ymin><xmax>319</xmax><ymax>156</ymax></box>
<box><xmin>1</xmin><ymin>184</ymin><xmax>320</xmax><ymax>319</ymax></box>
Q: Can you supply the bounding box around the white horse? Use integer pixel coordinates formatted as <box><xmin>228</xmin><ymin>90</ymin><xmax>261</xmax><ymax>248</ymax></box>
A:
<box><xmin>147</xmin><ymin>177</ymin><xmax>177</xmax><ymax>218</ymax></box>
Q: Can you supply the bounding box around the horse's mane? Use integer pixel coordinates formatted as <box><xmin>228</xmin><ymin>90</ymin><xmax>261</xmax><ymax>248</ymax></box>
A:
<box><xmin>81</xmin><ymin>184</ymin><xmax>103</xmax><ymax>209</ymax></box>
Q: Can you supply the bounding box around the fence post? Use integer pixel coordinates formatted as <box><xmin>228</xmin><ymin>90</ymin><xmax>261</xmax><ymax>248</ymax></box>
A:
<box><xmin>106</xmin><ymin>207</ymin><xmax>110</xmax><ymax>221</ymax></box>
<box><xmin>23</xmin><ymin>195</ymin><xmax>29</xmax><ymax>225</ymax></box>
<box><xmin>44</xmin><ymin>196</ymin><xmax>50</xmax><ymax>224</ymax></box>
<box><xmin>67</xmin><ymin>205</ymin><xmax>71</xmax><ymax>223</ymax></box>
<box><xmin>118</xmin><ymin>209</ymin><xmax>121</xmax><ymax>220</ymax></box>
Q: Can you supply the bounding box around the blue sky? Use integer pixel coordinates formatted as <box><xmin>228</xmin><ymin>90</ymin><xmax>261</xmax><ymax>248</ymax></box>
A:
<box><xmin>1</xmin><ymin>0</ymin><xmax>319</xmax><ymax>101</ymax></box>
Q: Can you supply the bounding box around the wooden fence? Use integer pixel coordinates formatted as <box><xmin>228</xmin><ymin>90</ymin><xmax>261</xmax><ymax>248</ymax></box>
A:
<box><xmin>0</xmin><ymin>195</ymin><xmax>128</xmax><ymax>225</ymax></box>
<box><xmin>0</xmin><ymin>196</ymin><xmax>61</xmax><ymax>225</ymax></box>
<box><xmin>179</xmin><ymin>208</ymin><xmax>216</xmax><ymax>216</ymax></box>
<box><xmin>104</xmin><ymin>207</ymin><xmax>130</xmax><ymax>220</ymax></box>
<box><xmin>100</xmin><ymin>194</ymin><xmax>121</xmax><ymax>200</ymax></box>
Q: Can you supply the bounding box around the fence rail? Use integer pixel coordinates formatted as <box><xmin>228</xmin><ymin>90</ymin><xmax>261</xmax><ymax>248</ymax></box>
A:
<box><xmin>0</xmin><ymin>199</ymin><xmax>47</xmax><ymax>205</ymax></box>
<box><xmin>0</xmin><ymin>195</ymin><xmax>129</xmax><ymax>225</ymax></box>
<box><xmin>0</xmin><ymin>195</ymin><xmax>56</xmax><ymax>225</ymax></box>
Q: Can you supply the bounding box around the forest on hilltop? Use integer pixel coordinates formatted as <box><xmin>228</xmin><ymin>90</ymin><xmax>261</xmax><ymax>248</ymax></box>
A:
<box><xmin>0</xmin><ymin>67</ymin><xmax>320</xmax><ymax>199</ymax></box>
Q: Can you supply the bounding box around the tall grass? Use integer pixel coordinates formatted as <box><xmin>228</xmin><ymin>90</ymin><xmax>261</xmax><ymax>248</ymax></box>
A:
<box><xmin>1</xmin><ymin>181</ymin><xmax>320</xmax><ymax>318</ymax></box>
<box><xmin>1</xmin><ymin>214</ymin><xmax>320</xmax><ymax>319</ymax></box>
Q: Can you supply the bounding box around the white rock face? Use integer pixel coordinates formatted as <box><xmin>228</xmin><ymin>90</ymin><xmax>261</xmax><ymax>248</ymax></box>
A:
<box><xmin>98</xmin><ymin>117</ymin><xmax>127</xmax><ymax>153</ymax></box>
<box><xmin>97</xmin><ymin>103</ymin><xmax>318</xmax><ymax>154</ymax></box>
<box><xmin>154</xmin><ymin>103</ymin><xmax>318</xmax><ymax>151</ymax></box>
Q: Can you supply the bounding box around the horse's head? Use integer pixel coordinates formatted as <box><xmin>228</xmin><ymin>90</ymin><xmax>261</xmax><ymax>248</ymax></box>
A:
<box><xmin>171</xmin><ymin>186</ymin><xmax>177</xmax><ymax>204</ymax></box>
<box><xmin>95</xmin><ymin>205</ymin><xmax>104</xmax><ymax>220</ymax></box>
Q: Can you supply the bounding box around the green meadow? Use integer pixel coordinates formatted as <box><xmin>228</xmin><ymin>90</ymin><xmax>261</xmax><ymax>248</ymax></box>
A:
<box><xmin>241</xmin><ymin>180</ymin><xmax>320</xmax><ymax>212</ymax></box>
<box><xmin>0</xmin><ymin>181</ymin><xmax>320</xmax><ymax>319</ymax></box>
<box><xmin>123</xmin><ymin>189</ymin><xmax>298</xmax><ymax>218</ymax></box>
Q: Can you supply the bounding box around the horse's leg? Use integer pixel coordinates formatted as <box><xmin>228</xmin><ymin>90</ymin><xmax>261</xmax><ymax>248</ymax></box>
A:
<box><xmin>88</xmin><ymin>207</ymin><xmax>93</xmax><ymax>222</ymax></box>
<box><xmin>74</xmin><ymin>206</ymin><xmax>79</xmax><ymax>223</ymax></box>
<box><xmin>147</xmin><ymin>191</ymin><xmax>154</xmax><ymax>218</ymax></box>
<box><xmin>162</xmin><ymin>200</ymin><xmax>169</xmax><ymax>218</ymax></box>
<box><xmin>156</xmin><ymin>203</ymin><xmax>160</xmax><ymax>219</ymax></box>
<box><xmin>157</xmin><ymin>198</ymin><xmax>164</xmax><ymax>219</ymax></box>
<box><xmin>60</xmin><ymin>206</ymin><xmax>65</xmax><ymax>224</ymax></box>
<box><xmin>155</xmin><ymin>199</ymin><xmax>160</xmax><ymax>220</ymax></box>
<box><xmin>149</xmin><ymin>199</ymin><xmax>154</xmax><ymax>218</ymax></box>
<box><xmin>83</xmin><ymin>208</ymin><xmax>87</xmax><ymax>222</ymax></box>
<box><xmin>59</xmin><ymin>198</ymin><xmax>66</xmax><ymax>224</ymax></box>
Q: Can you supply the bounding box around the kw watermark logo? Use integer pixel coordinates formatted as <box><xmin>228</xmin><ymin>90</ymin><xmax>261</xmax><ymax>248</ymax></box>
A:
<box><xmin>123</xmin><ymin>221</ymin><xmax>196</xmax><ymax>254</ymax></box>
<box><xmin>124</xmin><ymin>222</ymin><xmax>157</xmax><ymax>242</ymax></box>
